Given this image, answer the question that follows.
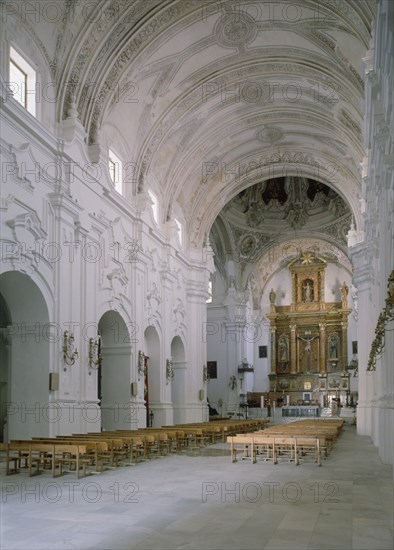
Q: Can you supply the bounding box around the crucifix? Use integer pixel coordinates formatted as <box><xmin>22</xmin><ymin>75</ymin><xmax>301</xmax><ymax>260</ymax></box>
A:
<box><xmin>297</xmin><ymin>332</ymin><xmax>319</xmax><ymax>372</ymax></box>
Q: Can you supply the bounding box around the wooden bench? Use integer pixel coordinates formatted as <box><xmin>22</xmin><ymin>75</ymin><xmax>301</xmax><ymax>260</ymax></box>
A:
<box><xmin>294</xmin><ymin>436</ymin><xmax>321</xmax><ymax>466</ymax></box>
<box><xmin>99</xmin><ymin>432</ymin><xmax>146</xmax><ymax>463</ymax></box>
<box><xmin>227</xmin><ymin>434</ymin><xmax>321</xmax><ymax>466</ymax></box>
<box><xmin>252</xmin><ymin>430</ymin><xmax>330</xmax><ymax>457</ymax></box>
<box><xmin>4</xmin><ymin>442</ymin><xmax>90</xmax><ymax>478</ymax></box>
<box><xmin>227</xmin><ymin>435</ymin><xmax>275</xmax><ymax>464</ymax></box>
<box><xmin>32</xmin><ymin>438</ymin><xmax>110</xmax><ymax>472</ymax></box>
<box><xmin>68</xmin><ymin>435</ymin><xmax>127</xmax><ymax>466</ymax></box>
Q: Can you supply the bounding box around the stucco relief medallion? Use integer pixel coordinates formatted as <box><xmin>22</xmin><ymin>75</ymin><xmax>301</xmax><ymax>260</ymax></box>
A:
<box><xmin>240</xmin><ymin>235</ymin><xmax>256</xmax><ymax>257</ymax></box>
<box><xmin>278</xmin><ymin>378</ymin><xmax>289</xmax><ymax>390</ymax></box>
<box><xmin>257</xmin><ymin>126</ymin><xmax>283</xmax><ymax>145</ymax></box>
<box><xmin>215</xmin><ymin>13</ymin><xmax>257</xmax><ymax>48</ymax></box>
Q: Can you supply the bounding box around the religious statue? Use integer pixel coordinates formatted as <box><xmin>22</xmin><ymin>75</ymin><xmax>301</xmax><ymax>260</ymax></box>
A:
<box><xmin>269</xmin><ymin>288</ymin><xmax>276</xmax><ymax>304</ymax></box>
<box><xmin>297</xmin><ymin>333</ymin><xmax>319</xmax><ymax>372</ymax></box>
<box><xmin>303</xmin><ymin>280</ymin><xmax>314</xmax><ymax>302</ymax></box>
<box><xmin>329</xmin><ymin>336</ymin><xmax>338</xmax><ymax>359</ymax></box>
<box><xmin>278</xmin><ymin>336</ymin><xmax>288</xmax><ymax>362</ymax></box>
<box><xmin>341</xmin><ymin>281</ymin><xmax>349</xmax><ymax>300</ymax></box>
<box><xmin>298</xmin><ymin>333</ymin><xmax>319</xmax><ymax>352</ymax></box>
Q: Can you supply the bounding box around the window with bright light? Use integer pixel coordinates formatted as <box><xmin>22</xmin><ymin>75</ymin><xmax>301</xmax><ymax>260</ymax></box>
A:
<box><xmin>9</xmin><ymin>47</ymin><xmax>36</xmax><ymax>116</ymax></box>
<box><xmin>108</xmin><ymin>149</ymin><xmax>123</xmax><ymax>194</ymax></box>
<box><xmin>174</xmin><ymin>218</ymin><xmax>182</xmax><ymax>245</ymax></box>
<box><xmin>148</xmin><ymin>190</ymin><xmax>158</xmax><ymax>223</ymax></box>
<box><xmin>206</xmin><ymin>279</ymin><xmax>213</xmax><ymax>303</ymax></box>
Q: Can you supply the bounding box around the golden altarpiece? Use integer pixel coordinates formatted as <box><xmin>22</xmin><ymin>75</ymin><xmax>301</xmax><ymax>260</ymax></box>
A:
<box><xmin>267</xmin><ymin>253</ymin><xmax>351</xmax><ymax>407</ymax></box>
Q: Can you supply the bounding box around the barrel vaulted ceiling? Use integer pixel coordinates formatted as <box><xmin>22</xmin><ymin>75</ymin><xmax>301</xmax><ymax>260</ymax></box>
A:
<box><xmin>7</xmin><ymin>0</ymin><xmax>375</xmax><ymax>260</ymax></box>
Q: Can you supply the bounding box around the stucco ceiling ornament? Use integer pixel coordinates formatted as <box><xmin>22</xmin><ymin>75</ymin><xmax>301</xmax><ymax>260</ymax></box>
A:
<box><xmin>300</xmin><ymin>252</ymin><xmax>315</xmax><ymax>265</ymax></box>
<box><xmin>146</xmin><ymin>282</ymin><xmax>162</xmax><ymax>317</ymax></box>
<box><xmin>257</xmin><ymin>126</ymin><xmax>284</xmax><ymax>146</ymax></box>
<box><xmin>215</xmin><ymin>12</ymin><xmax>257</xmax><ymax>48</ymax></box>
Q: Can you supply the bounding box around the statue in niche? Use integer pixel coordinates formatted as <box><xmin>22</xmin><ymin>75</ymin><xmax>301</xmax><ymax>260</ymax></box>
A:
<box><xmin>303</xmin><ymin>280</ymin><xmax>314</xmax><ymax>302</ymax></box>
<box><xmin>278</xmin><ymin>336</ymin><xmax>289</xmax><ymax>362</ymax></box>
<box><xmin>329</xmin><ymin>336</ymin><xmax>339</xmax><ymax>359</ymax></box>
<box><xmin>269</xmin><ymin>288</ymin><xmax>276</xmax><ymax>304</ymax></box>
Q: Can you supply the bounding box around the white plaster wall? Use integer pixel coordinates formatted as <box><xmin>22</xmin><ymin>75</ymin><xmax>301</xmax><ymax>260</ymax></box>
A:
<box><xmin>350</xmin><ymin>0</ymin><xmax>394</xmax><ymax>473</ymax></box>
<box><xmin>0</xmin><ymin>72</ymin><xmax>210</xmax><ymax>439</ymax></box>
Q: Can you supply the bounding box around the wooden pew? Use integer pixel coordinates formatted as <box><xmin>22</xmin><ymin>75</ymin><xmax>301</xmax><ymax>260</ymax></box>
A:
<box><xmin>294</xmin><ymin>436</ymin><xmax>321</xmax><ymax>466</ymax></box>
<box><xmin>94</xmin><ymin>432</ymin><xmax>146</xmax><ymax>463</ymax></box>
<box><xmin>227</xmin><ymin>435</ymin><xmax>275</xmax><ymax>464</ymax></box>
<box><xmin>266</xmin><ymin>429</ymin><xmax>332</xmax><ymax>452</ymax></box>
<box><xmin>4</xmin><ymin>442</ymin><xmax>90</xmax><ymax>478</ymax></box>
<box><xmin>227</xmin><ymin>434</ymin><xmax>321</xmax><ymax>466</ymax></box>
<box><xmin>56</xmin><ymin>435</ymin><xmax>126</xmax><ymax>467</ymax></box>
<box><xmin>252</xmin><ymin>430</ymin><xmax>330</xmax><ymax>457</ymax></box>
<box><xmin>32</xmin><ymin>438</ymin><xmax>110</xmax><ymax>472</ymax></box>
<box><xmin>161</xmin><ymin>425</ymin><xmax>209</xmax><ymax>448</ymax></box>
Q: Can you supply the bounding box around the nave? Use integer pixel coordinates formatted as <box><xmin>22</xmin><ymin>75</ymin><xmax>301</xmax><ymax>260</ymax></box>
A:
<box><xmin>1</xmin><ymin>418</ymin><xmax>393</xmax><ymax>550</ymax></box>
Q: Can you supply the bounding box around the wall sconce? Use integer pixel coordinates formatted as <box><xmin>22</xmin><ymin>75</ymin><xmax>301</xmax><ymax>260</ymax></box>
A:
<box><xmin>229</xmin><ymin>375</ymin><xmax>237</xmax><ymax>390</ymax></box>
<box><xmin>88</xmin><ymin>337</ymin><xmax>101</xmax><ymax>373</ymax></box>
<box><xmin>138</xmin><ymin>350</ymin><xmax>146</xmax><ymax>380</ymax></box>
<box><xmin>203</xmin><ymin>365</ymin><xmax>210</xmax><ymax>383</ymax></box>
<box><xmin>63</xmin><ymin>331</ymin><xmax>78</xmax><ymax>370</ymax></box>
<box><xmin>237</xmin><ymin>359</ymin><xmax>253</xmax><ymax>389</ymax></box>
<box><xmin>367</xmin><ymin>270</ymin><xmax>394</xmax><ymax>372</ymax></box>
<box><xmin>166</xmin><ymin>358</ymin><xmax>174</xmax><ymax>384</ymax></box>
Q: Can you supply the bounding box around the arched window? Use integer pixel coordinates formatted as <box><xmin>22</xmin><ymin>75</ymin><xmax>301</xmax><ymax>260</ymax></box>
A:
<box><xmin>148</xmin><ymin>190</ymin><xmax>158</xmax><ymax>223</ymax></box>
<box><xmin>9</xmin><ymin>47</ymin><xmax>36</xmax><ymax>116</ymax></box>
<box><xmin>174</xmin><ymin>218</ymin><xmax>182</xmax><ymax>246</ymax></box>
<box><xmin>108</xmin><ymin>149</ymin><xmax>123</xmax><ymax>194</ymax></box>
<box><xmin>206</xmin><ymin>279</ymin><xmax>213</xmax><ymax>304</ymax></box>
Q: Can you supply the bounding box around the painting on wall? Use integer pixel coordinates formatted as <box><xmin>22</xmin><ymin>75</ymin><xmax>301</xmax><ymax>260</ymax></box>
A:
<box><xmin>207</xmin><ymin>361</ymin><xmax>217</xmax><ymax>379</ymax></box>
<box><xmin>259</xmin><ymin>345</ymin><xmax>268</xmax><ymax>358</ymax></box>
<box><xmin>341</xmin><ymin>378</ymin><xmax>349</xmax><ymax>390</ymax></box>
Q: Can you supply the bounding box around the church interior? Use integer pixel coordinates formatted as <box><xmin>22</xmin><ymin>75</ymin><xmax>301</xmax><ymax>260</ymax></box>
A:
<box><xmin>0</xmin><ymin>1</ymin><xmax>393</xmax><ymax>549</ymax></box>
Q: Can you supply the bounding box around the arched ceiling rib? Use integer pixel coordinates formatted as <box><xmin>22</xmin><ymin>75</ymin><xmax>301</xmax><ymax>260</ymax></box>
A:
<box><xmin>7</xmin><ymin>0</ymin><xmax>375</xmax><ymax>250</ymax></box>
<box><xmin>208</xmin><ymin>176</ymin><xmax>353</xmax><ymax>293</ymax></box>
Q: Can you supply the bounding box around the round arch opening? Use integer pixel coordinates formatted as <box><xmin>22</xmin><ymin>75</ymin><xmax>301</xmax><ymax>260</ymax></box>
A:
<box><xmin>0</xmin><ymin>271</ymin><xmax>50</xmax><ymax>441</ymax></box>
<box><xmin>170</xmin><ymin>336</ymin><xmax>186</xmax><ymax>424</ymax></box>
<box><xmin>144</xmin><ymin>326</ymin><xmax>161</xmax><ymax>427</ymax></box>
<box><xmin>98</xmin><ymin>310</ymin><xmax>133</xmax><ymax>431</ymax></box>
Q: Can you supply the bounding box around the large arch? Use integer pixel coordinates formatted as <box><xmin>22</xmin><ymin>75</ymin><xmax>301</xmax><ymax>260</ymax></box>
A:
<box><xmin>31</xmin><ymin>0</ymin><xmax>371</xmax><ymax>233</ymax></box>
<box><xmin>170</xmin><ymin>335</ymin><xmax>187</xmax><ymax>425</ymax></box>
<box><xmin>191</xmin><ymin>158</ymin><xmax>361</xmax><ymax>249</ymax></box>
<box><xmin>98</xmin><ymin>310</ymin><xmax>133</xmax><ymax>431</ymax></box>
<box><xmin>144</xmin><ymin>325</ymin><xmax>161</xmax><ymax>427</ymax></box>
<box><xmin>0</xmin><ymin>293</ymin><xmax>11</xmax><ymax>442</ymax></box>
<box><xmin>0</xmin><ymin>271</ymin><xmax>50</xmax><ymax>440</ymax></box>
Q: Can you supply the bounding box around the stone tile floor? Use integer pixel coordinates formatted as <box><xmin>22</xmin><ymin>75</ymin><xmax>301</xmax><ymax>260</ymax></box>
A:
<box><xmin>0</xmin><ymin>424</ymin><xmax>392</xmax><ymax>550</ymax></box>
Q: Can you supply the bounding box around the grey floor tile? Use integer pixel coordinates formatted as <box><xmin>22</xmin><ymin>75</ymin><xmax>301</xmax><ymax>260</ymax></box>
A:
<box><xmin>0</xmin><ymin>424</ymin><xmax>392</xmax><ymax>550</ymax></box>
